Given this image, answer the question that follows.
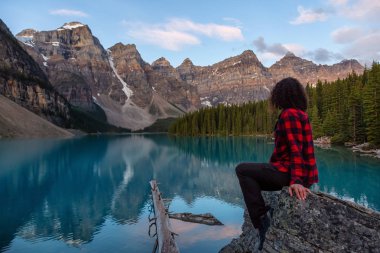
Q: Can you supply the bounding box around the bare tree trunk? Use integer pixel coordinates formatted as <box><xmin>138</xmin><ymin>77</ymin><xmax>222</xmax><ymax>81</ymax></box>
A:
<box><xmin>150</xmin><ymin>180</ymin><xmax>180</xmax><ymax>253</ymax></box>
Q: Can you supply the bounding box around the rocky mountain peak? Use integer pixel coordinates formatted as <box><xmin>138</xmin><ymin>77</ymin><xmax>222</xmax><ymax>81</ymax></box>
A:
<box><xmin>330</xmin><ymin>59</ymin><xmax>364</xmax><ymax>74</ymax></box>
<box><xmin>269</xmin><ymin>52</ymin><xmax>364</xmax><ymax>85</ymax></box>
<box><xmin>177</xmin><ymin>58</ymin><xmax>197</xmax><ymax>83</ymax></box>
<box><xmin>16</xmin><ymin>28</ymin><xmax>37</xmax><ymax>38</ymax></box>
<box><xmin>58</xmin><ymin>22</ymin><xmax>86</xmax><ymax>30</ymax></box>
<box><xmin>284</xmin><ymin>51</ymin><xmax>296</xmax><ymax>58</ymax></box>
<box><xmin>152</xmin><ymin>57</ymin><xmax>172</xmax><ymax>68</ymax></box>
<box><xmin>178</xmin><ymin>58</ymin><xmax>194</xmax><ymax>69</ymax></box>
<box><xmin>214</xmin><ymin>50</ymin><xmax>262</xmax><ymax>70</ymax></box>
<box><xmin>273</xmin><ymin>52</ymin><xmax>312</xmax><ymax>67</ymax></box>
<box><xmin>240</xmin><ymin>50</ymin><xmax>256</xmax><ymax>58</ymax></box>
<box><xmin>108</xmin><ymin>43</ymin><xmax>145</xmax><ymax>70</ymax></box>
<box><xmin>240</xmin><ymin>50</ymin><xmax>262</xmax><ymax>65</ymax></box>
<box><xmin>336</xmin><ymin>59</ymin><xmax>362</xmax><ymax>67</ymax></box>
<box><xmin>182</xmin><ymin>58</ymin><xmax>194</xmax><ymax>66</ymax></box>
<box><xmin>109</xmin><ymin>43</ymin><xmax>138</xmax><ymax>55</ymax></box>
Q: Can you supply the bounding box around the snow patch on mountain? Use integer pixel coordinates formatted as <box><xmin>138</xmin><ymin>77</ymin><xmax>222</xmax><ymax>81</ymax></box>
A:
<box><xmin>107</xmin><ymin>50</ymin><xmax>133</xmax><ymax>99</ymax></box>
<box><xmin>41</xmin><ymin>54</ymin><xmax>48</xmax><ymax>61</ymax></box>
<box><xmin>201</xmin><ymin>97</ymin><xmax>212</xmax><ymax>107</ymax></box>
<box><xmin>17</xmin><ymin>36</ymin><xmax>35</xmax><ymax>47</ymax></box>
<box><xmin>58</xmin><ymin>22</ymin><xmax>85</xmax><ymax>30</ymax></box>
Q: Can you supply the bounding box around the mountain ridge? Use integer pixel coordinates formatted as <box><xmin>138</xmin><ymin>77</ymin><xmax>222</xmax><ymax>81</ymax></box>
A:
<box><xmin>14</xmin><ymin>21</ymin><xmax>364</xmax><ymax>130</ymax></box>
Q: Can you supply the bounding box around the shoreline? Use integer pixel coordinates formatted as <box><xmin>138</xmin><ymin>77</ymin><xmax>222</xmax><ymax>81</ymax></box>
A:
<box><xmin>2</xmin><ymin>132</ymin><xmax>380</xmax><ymax>160</ymax></box>
<box><xmin>351</xmin><ymin>143</ymin><xmax>380</xmax><ymax>159</ymax></box>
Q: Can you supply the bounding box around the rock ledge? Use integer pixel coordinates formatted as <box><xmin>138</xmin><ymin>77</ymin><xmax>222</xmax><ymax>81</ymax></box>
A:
<box><xmin>220</xmin><ymin>188</ymin><xmax>380</xmax><ymax>253</ymax></box>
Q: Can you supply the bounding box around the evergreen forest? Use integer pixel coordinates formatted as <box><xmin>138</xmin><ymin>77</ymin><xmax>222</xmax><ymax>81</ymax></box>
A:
<box><xmin>169</xmin><ymin>63</ymin><xmax>380</xmax><ymax>147</ymax></box>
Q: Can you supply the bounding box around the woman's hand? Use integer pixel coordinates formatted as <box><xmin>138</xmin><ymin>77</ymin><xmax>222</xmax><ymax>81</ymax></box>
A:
<box><xmin>288</xmin><ymin>184</ymin><xmax>311</xmax><ymax>200</ymax></box>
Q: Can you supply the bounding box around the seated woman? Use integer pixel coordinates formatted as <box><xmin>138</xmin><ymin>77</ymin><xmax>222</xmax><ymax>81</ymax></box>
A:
<box><xmin>235</xmin><ymin>77</ymin><xmax>319</xmax><ymax>250</ymax></box>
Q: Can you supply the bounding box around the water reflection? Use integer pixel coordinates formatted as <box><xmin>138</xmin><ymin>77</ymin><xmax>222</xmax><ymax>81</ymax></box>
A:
<box><xmin>0</xmin><ymin>135</ymin><xmax>243</xmax><ymax>252</ymax></box>
<box><xmin>314</xmin><ymin>146</ymin><xmax>380</xmax><ymax>210</ymax></box>
<box><xmin>0</xmin><ymin>135</ymin><xmax>379</xmax><ymax>252</ymax></box>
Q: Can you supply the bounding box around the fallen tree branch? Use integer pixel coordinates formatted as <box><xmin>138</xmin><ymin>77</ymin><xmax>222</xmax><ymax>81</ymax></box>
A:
<box><xmin>169</xmin><ymin>212</ymin><xmax>223</xmax><ymax>226</ymax></box>
<box><xmin>150</xmin><ymin>180</ymin><xmax>180</xmax><ymax>253</ymax></box>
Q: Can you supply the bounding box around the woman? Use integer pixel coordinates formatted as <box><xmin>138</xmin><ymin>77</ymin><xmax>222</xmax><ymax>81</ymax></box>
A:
<box><xmin>235</xmin><ymin>77</ymin><xmax>318</xmax><ymax>249</ymax></box>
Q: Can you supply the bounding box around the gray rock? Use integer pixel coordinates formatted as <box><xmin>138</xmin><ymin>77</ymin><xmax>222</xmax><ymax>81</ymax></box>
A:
<box><xmin>0</xmin><ymin>18</ymin><xmax>70</xmax><ymax>127</ymax></box>
<box><xmin>220</xmin><ymin>188</ymin><xmax>380</xmax><ymax>253</ymax></box>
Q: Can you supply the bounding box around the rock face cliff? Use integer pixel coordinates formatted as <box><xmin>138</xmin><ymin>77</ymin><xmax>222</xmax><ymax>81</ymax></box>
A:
<box><xmin>178</xmin><ymin>50</ymin><xmax>272</xmax><ymax>106</ymax></box>
<box><xmin>0</xmin><ymin>19</ymin><xmax>70</xmax><ymax>127</ymax></box>
<box><xmin>269</xmin><ymin>52</ymin><xmax>364</xmax><ymax>84</ymax></box>
<box><xmin>17</xmin><ymin>23</ymin><xmax>184</xmax><ymax>130</ymax></box>
<box><xmin>15</xmin><ymin>21</ymin><xmax>364</xmax><ymax>129</ymax></box>
<box><xmin>16</xmin><ymin>22</ymin><xmax>124</xmax><ymax>111</ymax></box>
<box><xmin>220</xmin><ymin>189</ymin><xmax>380</xmax><ymax>253</ymax></box>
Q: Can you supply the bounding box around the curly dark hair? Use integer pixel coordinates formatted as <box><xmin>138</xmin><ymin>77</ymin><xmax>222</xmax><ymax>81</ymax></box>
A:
<box><xmin>270</xmin><ymin>77</ymin><xmax>308</xmax><ymax>111</ymax></box>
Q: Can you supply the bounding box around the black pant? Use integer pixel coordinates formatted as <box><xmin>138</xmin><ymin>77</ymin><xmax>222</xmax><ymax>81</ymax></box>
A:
<box><xmin>235</xmin><ymin>162</ymin><xmax>290</xmax><ymax>228</ymax></box>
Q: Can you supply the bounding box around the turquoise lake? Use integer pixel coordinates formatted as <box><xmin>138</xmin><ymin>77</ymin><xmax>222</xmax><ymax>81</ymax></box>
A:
<box><xmin>0</xmin><ymin>134</ymin><xmax>379</xmax><ymax>253</ymax></box>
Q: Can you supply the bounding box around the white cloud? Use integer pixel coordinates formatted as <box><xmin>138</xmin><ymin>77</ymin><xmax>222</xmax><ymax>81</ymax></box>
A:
<box><xmin>253</xmin><ymin>37</ymin><xmax>305</xmax><ymax>58</ymax></box>
<box><xmin>258</xmin><ymin>52</ymin><xmax>282</xmax><ymax>63</ymax></box>
<box><xmin>328</xmin><ymin>0</ymin><xmax>348</xmax><ymax>6</ymax></box>
<box><xmin>253</xmin><ymin>36</ymin><xmax>288</xmax><ymax>55</ymax></box>
<box><xmin>341</xmin><ymin>30</ymin><xmax>380</xmax><ymax>64</ymax></box>
<box><xmin>331</xmin><ymin>26</ymin><xmax>365</xmax><ymax>44</ymax></box>
<box><xmin>290</xmin><ymin>6</ymin><xmax>328</xmax><ymax>25</ymax></box>
<box><xmin>164</xmin><ymin>18</ymin><xmax>243</xmax><ymax>41</ymax></box>
<box><xmin>252</xmin><ymin>36</ymin><xmax>342</xmax><ymax>65</ymax></box>
<box><xmin>253</xmin><ymin>37</ymin><xmax>306</xmax><ymax>65</ymax></box>
<box><xmin>284</xmin><ymin>0</ymin><xmax>380</xmax><ymax>65</ymax></box>
<box><xmin>339</xmin><ymin>0</ymin><xmax>380</xmax><ymax>22</ymax></box>
<box><xmin>49</xmin><ymin>9</ymin><xmax>89</xmax><ymax>17</ymax></box>
<box><xmin>129</xmin><ymin>28</ymin><xmax>200</xmax><ymax>51</ymax></box>
<box><xmin>123</xmin><ymin>18</ymin><xmax>243</xmax><ymax>51</ymax></box>
<box><xmin>282</xmin><ymin>43</ymin><xmax>307</xmax><ymax>56</ymax></box>
<box><xmin>306</xmin><ymin>48</ymin><xmax>343</xmax><ymax>62</ymax></box>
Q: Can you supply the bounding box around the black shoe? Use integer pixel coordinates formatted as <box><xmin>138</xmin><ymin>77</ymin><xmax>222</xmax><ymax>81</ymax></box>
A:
<box><xmin>258</xmin><ymin>213</ymin><xmax>270</xmax><ymax>251</ymax></box>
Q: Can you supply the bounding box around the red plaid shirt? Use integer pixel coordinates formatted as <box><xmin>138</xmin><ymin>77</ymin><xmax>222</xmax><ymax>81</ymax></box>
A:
<box><xmin>270</xmin><ymin>108</ymin><xmax>318</xmax><ymax>187</ymax></box>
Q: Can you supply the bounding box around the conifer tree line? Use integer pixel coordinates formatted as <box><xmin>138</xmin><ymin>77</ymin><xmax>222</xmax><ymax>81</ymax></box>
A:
<box><xmin>169</xmin><ymin>63</ymin><xmax>380</xmax><ymax>147</ymax></box>
<box><xmin>307</xmin><ymin>62</ymin><xmax>380</xmax><ymax>146</ymax></box>
<box><xmin>168</xmin><ymin>100</ymin><xmax>279</xmax><ymax>136</ymax></box>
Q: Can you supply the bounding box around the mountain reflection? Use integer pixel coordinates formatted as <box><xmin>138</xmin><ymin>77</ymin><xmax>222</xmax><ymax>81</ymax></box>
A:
<box><xmin>0</xmin><ymin>135</ymin><xmax>244</xmax><ymax>251</ymax></box>
<box><xmin>0</xmin><ymin>135</ymin><xmax>379</xmax><ymax>252</ymax></box>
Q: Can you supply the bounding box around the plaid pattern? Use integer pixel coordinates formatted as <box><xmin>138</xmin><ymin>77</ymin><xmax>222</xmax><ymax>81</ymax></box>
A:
<box><xmin>270</xmin><ymin>108</ymin><xmax>319</xmax><ymax>187</ymax></box>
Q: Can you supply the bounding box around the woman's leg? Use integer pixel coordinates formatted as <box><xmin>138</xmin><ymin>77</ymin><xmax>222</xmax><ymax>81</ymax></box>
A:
<box><xmin>235</xmin><ymin>162</ymin><xmax>289</xmax><ymax>228</ymax></box>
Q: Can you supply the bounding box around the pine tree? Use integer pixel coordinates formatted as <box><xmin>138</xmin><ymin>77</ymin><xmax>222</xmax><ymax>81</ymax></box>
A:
<box><xmin>348</xmin><ymin>81</ymin><xmax>365</xmax><ymax>143</ymax></box>
<box><xmin>311</xmin><ymin>105</ymin><xmax>323</xmax><ymax>138</ymax></box>
<box><xmin>218</xmin><ymin>105</ymin><xmax>226</xmax><ymax>135</ymax></box>
<box><xmin>323</xmin><ymin>110</ymin><xmax>336</xmax><ymax>137</ymax></box>
<box><xmin>316</xmin><ymin>80</ymin><xmax>324</xmax><ymax>118</ymax></box>
<box><xmin>363</xmin><ymin>62</ymin><xmax>380</xmax><ymax>146</ymax></box>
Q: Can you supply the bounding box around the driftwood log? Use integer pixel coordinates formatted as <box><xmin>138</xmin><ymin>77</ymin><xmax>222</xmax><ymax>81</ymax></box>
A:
<box><xmin>150</xmin><ymin>180</ymin><xmax>180</xmax><ymax>253</ymax></box>
<box><xmin>169</xmin><ymin>212</ymin><xmax>223</xmax><ymax>226</ymax></box>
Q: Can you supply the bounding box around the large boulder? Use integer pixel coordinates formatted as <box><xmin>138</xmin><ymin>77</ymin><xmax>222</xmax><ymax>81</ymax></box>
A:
<box><xmin>220</xmin><ymin>188</ymin><xmax>380</xmax><ymax>253</ymax></box>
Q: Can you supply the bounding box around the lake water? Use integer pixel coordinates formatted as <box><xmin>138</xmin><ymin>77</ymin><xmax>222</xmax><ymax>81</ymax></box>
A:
<box><xmin>0</xmin><ymin>135</ymin><xmax>379</xmax><ymax>253</ymax></box>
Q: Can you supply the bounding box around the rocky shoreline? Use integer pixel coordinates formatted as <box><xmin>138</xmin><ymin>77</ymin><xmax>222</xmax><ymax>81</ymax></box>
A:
<box><xmin>220</xmin><ymin>188</ymin><xmax>380</xmax><ymax>253</ymax></box>
<box><xmin>314</xmin><ymin>136</ymin><xmax>380</xmax><ymax>159</ymax></box>
<box><xmin>351</xmin><ymin>143</ymin><xmax>380</xmax><ymax>159</ymax></box>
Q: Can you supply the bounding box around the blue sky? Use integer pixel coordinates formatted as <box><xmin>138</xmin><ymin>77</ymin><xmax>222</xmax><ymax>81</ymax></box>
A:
<box><xmin>1</xmin><ymin>0</ymin><xmax>379</xmax><ymax>67</ymax></box>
